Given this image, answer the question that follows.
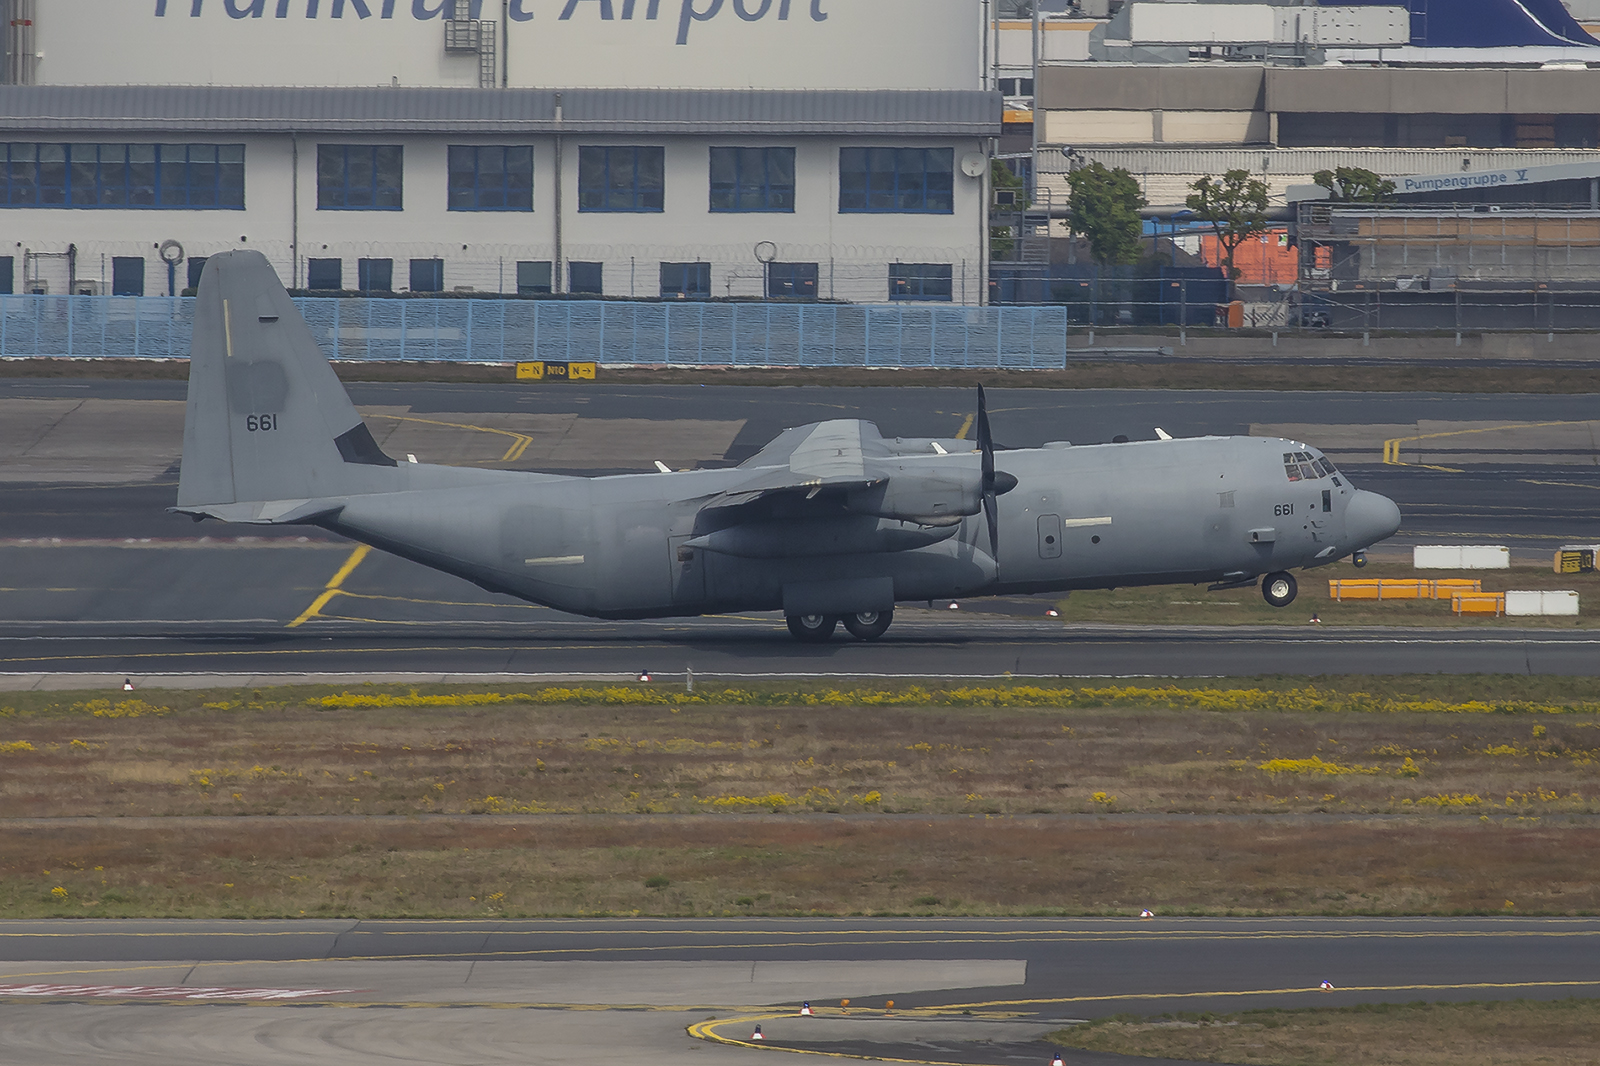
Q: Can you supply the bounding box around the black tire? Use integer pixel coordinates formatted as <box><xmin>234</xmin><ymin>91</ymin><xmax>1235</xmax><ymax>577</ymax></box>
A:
<box><xmin>1263</xmin><ymin>571</ymin><xmax>1298</xmax><ymax>608</ymax></box>
<box><xmin>786</xmin><ymin>613</ymin><xmax>838</xmax><ymax>642</ymax></box>
<box><xmin>842</xmin><ymin>608</ymin><xmax>894</xmax><ymax>641</ymax></box>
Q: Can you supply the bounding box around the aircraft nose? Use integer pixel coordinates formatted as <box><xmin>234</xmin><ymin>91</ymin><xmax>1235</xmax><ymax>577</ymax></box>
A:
<box><xmin>1346</xmin><ymin>489</ymin><xmax>1402</xmax><ymax>548</ymax></box>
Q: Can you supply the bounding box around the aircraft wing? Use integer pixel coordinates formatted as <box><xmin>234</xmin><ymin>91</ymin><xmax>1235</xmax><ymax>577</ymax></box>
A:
<box><xmin>698</xmin><ymin>418</ymin><xmax>984</xmax><ymax>528</ymax></box>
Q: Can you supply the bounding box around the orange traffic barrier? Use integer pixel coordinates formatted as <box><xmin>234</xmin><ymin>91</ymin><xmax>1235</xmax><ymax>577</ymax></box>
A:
<box><xmin>1329</xmin><ymin>579</ymin><xmax>1428</xmax><ymax>601</ymax></box>
<box><xmin>1329</xmin><ymin>578</ymin><xmax>1483</xmax><ymax>602</ymax></box>
<box><xmin>1452</xmin><ymin>592</ymin><xmax>1505</xmax><ymax>617</ymax></box>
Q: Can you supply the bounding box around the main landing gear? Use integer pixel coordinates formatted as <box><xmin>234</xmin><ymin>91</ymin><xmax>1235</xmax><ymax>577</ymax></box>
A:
<box><xmin>1262</xmin><ymin>571</ymin><xmax>1298</xmax><ymax>608</ymax></box>
<box><xmin>786</xmin><ymin>609</ymin><xmax>895</xmax><ymax>643</ymax></box>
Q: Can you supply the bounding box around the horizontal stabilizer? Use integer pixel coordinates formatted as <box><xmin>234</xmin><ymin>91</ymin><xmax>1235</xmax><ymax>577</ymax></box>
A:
<box><xmin>168</xmin><ymin>499</ymin><xmax>345</xmax><ymax>525</ymax></box>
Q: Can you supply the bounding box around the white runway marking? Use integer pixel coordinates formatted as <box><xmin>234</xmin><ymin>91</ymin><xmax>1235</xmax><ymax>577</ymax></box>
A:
<box><xmin>0</xmin><ymin>982</ymin><xmax>363</xmax><ymax>1001</ymax></box>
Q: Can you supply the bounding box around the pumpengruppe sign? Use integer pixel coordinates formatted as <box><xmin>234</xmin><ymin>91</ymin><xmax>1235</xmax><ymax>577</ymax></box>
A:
<box><xmin>1396</xmin><ymin>160</ymin><xmax>1600</xmax><ymax>196</ymax></box>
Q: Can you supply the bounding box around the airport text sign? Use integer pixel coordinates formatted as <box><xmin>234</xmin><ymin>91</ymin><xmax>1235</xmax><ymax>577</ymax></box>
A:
<box><xmin>516</xmin><ymin>361</ymin><xmax>597</xmax><ymax>381</ymax></box>
<box><xmin>1396</xmin><ymin>161</ymin><xmax>1600</xmax><ymax>196</ymax></box>
<box><xmin>39</xmin><ymin>0</ymin><xmax>975</xmax><ymax>89</ymax></box>
<box><xmin>157</xmin><ymin>0</ymin><xmax>834</xmax><ymax>46</ymax></box>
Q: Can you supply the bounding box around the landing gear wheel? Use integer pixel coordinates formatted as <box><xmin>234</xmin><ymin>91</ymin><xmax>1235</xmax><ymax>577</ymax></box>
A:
<box><xmin>1263</xmin><ymin>571</ymin><xmax>1298</xmax><ymax>608</ymax></box>
<box><xmin>842</xmin><ymin>608</ymin><xmax>894</xmax><ymax>641</ymax></box>
<box><xmin>786</xmin><ymin>613</ymin><xmax>838</xmax><ymax>642</ymax></box>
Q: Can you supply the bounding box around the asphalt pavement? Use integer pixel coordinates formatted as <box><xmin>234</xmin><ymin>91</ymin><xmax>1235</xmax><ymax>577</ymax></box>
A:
<box><xmin>1</xmin><ymin>917</ymin><xmax>1596</xmax><ymax>1066</ymax></box>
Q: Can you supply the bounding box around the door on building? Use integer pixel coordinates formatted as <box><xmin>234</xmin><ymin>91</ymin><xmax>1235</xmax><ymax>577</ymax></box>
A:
<box><xmin>111</xmin><ymin>257</ymin><xmax>145</xmax><ymax>296</ymax></box>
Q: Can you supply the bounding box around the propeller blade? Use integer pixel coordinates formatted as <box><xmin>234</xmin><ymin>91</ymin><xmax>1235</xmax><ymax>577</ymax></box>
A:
<box><xmin>974</xmin><ymin>385</ymin><xmax>1012</xmax><ymax>558</ymax></box>
<box><xmin>984</xmin><ymin>490</ymin><xmax>999</xmax><ymax>557</ymax></box>
<box><xmin>976</xmin><ymin>384</ymin><xmax>994</xmax><ymax>484</ymax></box>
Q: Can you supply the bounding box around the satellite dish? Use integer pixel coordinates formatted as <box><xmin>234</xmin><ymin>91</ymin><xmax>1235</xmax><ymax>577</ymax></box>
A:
<box><xmin>960</xmin><ymin>153</ymin><xmax>986</xmax><ymax>178</ymax></box>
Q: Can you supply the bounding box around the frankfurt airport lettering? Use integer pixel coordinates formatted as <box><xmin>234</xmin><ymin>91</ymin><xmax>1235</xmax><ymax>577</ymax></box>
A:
<box><xmin>154</xmin><ymin>0</ymin><xmax>829</xmax><ymax>43</ymax></box>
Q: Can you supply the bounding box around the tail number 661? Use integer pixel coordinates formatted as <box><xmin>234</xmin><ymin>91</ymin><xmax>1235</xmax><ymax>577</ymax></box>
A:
<box><xmin>246</xmin><ymin>414</ymin><xmax>277</xmax><ymax>432</ymax></box>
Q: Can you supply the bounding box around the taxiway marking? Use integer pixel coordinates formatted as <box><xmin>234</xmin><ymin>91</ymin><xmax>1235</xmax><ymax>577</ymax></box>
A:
<box><xmin>0</xmin><ymin>982</ymin><xmax>364</xmax><ymax>1001</ymax></box>
<box><xmin>285</xmin><ymin>544</ymin><xmax>371</xmax><ymax>628</ymax></box>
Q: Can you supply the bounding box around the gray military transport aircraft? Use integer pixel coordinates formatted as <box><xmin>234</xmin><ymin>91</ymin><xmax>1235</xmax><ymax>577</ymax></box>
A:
<box><xmin>173</xmin><ymin>251</ymin><xmax>1402</xmax><ymax>641</ymax></box>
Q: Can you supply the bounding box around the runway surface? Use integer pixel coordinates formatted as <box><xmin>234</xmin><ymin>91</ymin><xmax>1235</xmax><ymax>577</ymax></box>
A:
<box><xmin>4</xmin><ymin>381</ymin><xmax>1600</xmax><ymax>680</ymax></box>
<box><xmin>2</xmin><ymin>917</ymin><xmax>1597</xmax><ymax>1066</ymax></box>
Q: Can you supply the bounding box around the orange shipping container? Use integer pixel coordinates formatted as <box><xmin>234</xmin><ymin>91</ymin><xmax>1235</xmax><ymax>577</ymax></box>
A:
<box><xmin>1198</xmin><ymin>229</ymin><xmax>1296</xmax><ymax>285</ymax></box>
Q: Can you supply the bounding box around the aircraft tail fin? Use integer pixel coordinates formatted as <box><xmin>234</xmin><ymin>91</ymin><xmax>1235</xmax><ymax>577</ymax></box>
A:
<box><xmin>176</xmin><ymin>250</ymin><xmax>398</xmax><ymax>516</ymax></box>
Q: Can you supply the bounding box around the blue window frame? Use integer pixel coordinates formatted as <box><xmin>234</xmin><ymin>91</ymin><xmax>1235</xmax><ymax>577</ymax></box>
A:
<box><xmin>307</xmin><ymin>258</ymin><xmax>343</xmax><ymax>291</ymax></box>
<box><xmin>409</xmin><ymin>258</ymin><xmax>444</xmax><ymax>293</ymax></box>
<box><xmin>660</xmin><ymin>262</ymin><xmax>710</xmax><ymax>299</ymax></box>
<box><xmin>569</xmin><ymin>261</ymin><xmax>603</xmax><ymax>294</ymax></box>
<box><xmin>186</xmin><ymin>256</ymin><xmax>208</xmax><ymax>291</ymax></box>
<box><xmin>111</xmin><ymin>257</ymin><xmax>145</xmax><ymax>296</ymax></box>
<box><xmin>840</xmin><ymin>148</ymin><xmax>954</xmax><ymax>214</ymax></box>
<box><xmin>0</xmin><ymin>143</ymin><xmax>244</xmax><ymax>209</ymax></box>
<box><xmin>577</xmin><ymin>146</ymin><xmax>664</xmax><ymax>212</ymax></box>
<box><xmin>709</xmin><ymin>147</ymin><xmax>794</xmax><ymax>212</ymax></box>
<box><xmin>358</xmin><ymin>258</ymin><xmax>393</xmax><ymax>292</ymax></box>
<box><xmin>448</xmin><ymin>145</ymin><xmax>533</xmax><ymax>211</ymax></box>
<box><xmin>317</xmin><ymin>145</ymin><xmax>403</xmax><ymax>210</ymax></box>
<box><xmin>0</xmin><ymin>256</ymin><xmax>12</xmax><ymax>294</ymax></box>
<box><xmin>766</xmin><ymin>262</ymin><xmax>817</xmax><ymax>299</ymax></box>
<box><xmin>889</xmin><ymin>262</ymin><xmax>953</xmax><ymax>302</ymax></box>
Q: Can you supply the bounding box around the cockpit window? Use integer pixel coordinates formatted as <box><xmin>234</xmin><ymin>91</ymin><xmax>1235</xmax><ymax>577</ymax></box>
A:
<box><xmin>1285</xmin><ymin>450</ymin><xmax>1338</xmax><ymax>482</ymax></box>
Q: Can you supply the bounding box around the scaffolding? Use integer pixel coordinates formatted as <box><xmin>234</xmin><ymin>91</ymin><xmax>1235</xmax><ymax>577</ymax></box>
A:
<box><xmin>1298</xmin><ymin>202</ymin><xmax>1600</xmax><ymax>288</ymax></box>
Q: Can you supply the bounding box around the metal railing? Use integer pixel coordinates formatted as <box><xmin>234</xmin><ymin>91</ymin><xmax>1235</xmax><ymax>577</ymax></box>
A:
<box><xmin>12</xmin><ymin>291</ymin><xmax>1600</xmax><ymax>365</ymax></box>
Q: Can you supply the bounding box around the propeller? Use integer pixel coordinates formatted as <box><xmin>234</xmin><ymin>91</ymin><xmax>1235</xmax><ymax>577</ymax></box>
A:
<box><xmin>975</xmin><ymin>385</ymin><xmax>1018</xmax><ymax>556</ymax></box>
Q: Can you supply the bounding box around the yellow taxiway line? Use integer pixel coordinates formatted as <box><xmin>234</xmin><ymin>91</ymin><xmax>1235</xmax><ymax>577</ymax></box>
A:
<box><xmin>285</xmin><ymin>544</ymin><xmax>370</xmax><ymax>628</ymax></box>
<box><xmin>1382</xmin><ymin>419</ymin><xmax>1596</xmax><ymax>472</ymax></box>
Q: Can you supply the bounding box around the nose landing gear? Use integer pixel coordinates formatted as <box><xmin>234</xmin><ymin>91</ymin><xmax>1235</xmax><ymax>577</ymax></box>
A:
<box><xmin>1263</xmin><ymin>571</ymin><xmax>1298</xmax><ymax>608</ymax></box>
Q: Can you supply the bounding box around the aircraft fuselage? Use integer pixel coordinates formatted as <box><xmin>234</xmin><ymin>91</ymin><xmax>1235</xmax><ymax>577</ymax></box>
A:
<box><xmin>317</xmin><ymin>433</ymin><xmax>1396</xmax><ymax>620</ymax></box>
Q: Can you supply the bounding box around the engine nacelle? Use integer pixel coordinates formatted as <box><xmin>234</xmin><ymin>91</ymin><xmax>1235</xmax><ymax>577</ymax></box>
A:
<box><xmin>843</xmin><ymin>462</ymin><xmax>982</xmax><ymax>525</ymax></box>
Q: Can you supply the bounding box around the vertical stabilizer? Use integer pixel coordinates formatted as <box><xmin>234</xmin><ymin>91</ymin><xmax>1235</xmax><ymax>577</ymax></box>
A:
<box><xmin>177</xmin><ymin>250</ymin><xmax>395</xmax><ymax>510</ymax></box>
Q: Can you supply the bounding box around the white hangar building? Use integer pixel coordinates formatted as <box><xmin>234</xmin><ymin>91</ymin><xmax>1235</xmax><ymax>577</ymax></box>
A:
<box><xmin>0</xmin><ymin>0</ymin><xmax>999</xmax><ymax>304</ymax></box>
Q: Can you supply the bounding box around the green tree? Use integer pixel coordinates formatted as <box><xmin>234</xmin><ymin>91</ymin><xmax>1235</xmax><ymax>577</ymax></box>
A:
<box><xmin>1312</xmin><ymin>166</ymin><xmax>1396</xmax><ymax>203</ymax></box>
<box><xmin>1186</xmin><ymin>169</ymin><xmax>1270</xmax><ymax>283</ymax></box>
<box><xmin>1066</xmin><ymin>162</ymin><xmax>1147</xmax><ymax>267</ymax></box>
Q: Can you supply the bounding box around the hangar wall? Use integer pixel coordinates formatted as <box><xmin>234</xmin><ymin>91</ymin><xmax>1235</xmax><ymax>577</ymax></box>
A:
<box><xmin>0</xmin><ymin>1</ymin><xmax>996</xmax><ymax>304</ymax></box>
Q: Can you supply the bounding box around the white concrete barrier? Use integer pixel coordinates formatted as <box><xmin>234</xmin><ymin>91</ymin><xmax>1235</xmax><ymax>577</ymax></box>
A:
<box><xmin>1505</xmin><ymin>590</ymin><xmax>1580</xmax><ymax>616</ymax></box>
<box><xmin>1414</xmin><ymin>545</ymin><xmax>1510</xmax><ymax>569</ymax></box>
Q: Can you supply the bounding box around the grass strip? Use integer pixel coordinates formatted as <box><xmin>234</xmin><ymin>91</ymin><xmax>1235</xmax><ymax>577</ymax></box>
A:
<box><xmin>1047</xmin><ymin>997</ymin><xmax>1600</xmax><ymax>1066</ymax></box>
<box><xmin>6</xmin><ymin>678</ymin><xmax>1600</xmax><ymax>919</ymax></box>
<box><xmin>7</xmin><ymin>818</ymin><xmax>1600</xmax><ymax>920</ymax></box>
